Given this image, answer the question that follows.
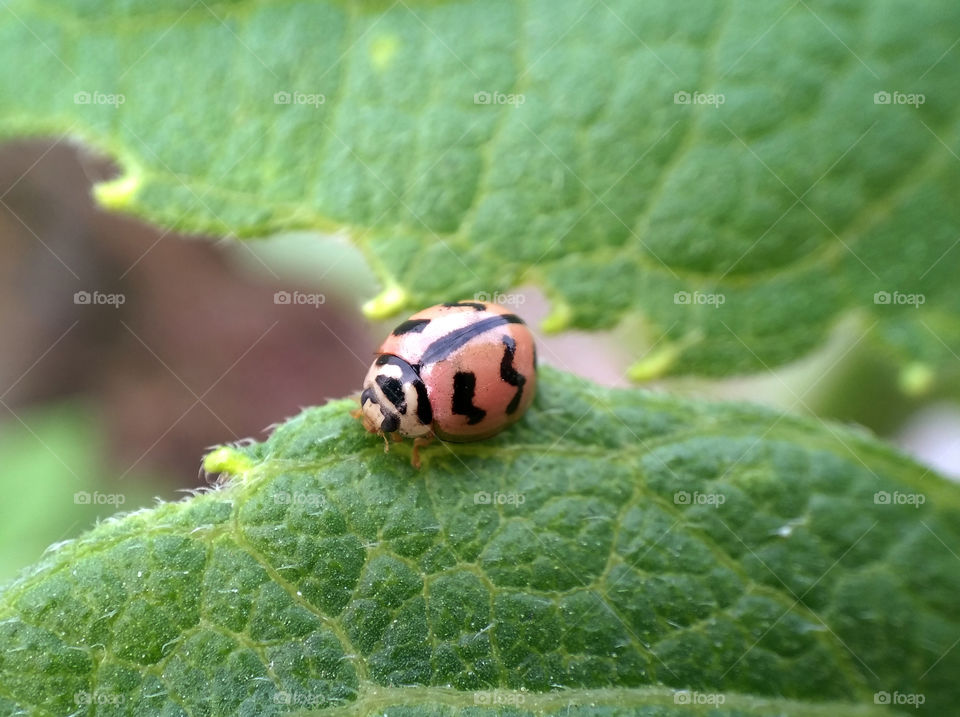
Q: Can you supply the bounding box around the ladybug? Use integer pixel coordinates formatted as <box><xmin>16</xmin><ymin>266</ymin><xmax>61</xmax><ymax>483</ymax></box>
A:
<box><xmin>357</xmin><ymin>300</ymin><xmax>537</xmax><ymax>467</ymax></box>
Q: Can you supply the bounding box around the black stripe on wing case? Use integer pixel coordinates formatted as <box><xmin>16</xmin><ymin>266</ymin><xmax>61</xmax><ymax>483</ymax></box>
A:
<box><xmin>414</xmin><ymin>380</ymin><xmax>433</xmax><ymax>425</ymax></box>
<box><xmin>375</xmin><ymin>354</ymin><xmax>422</xmax><ymax>382</ymax></box>
<box><xmin>391</xmin><ymin>318</ymin><xmax>431</xmax><ymax>336</ymax></box>
<box><xmin>452</xmin><ymin>371</ymin><xmax>486</xmax><ymax>425</ymax></box>
<box><xmin>499</xmin><ymin>335</ymin><xmax>526</xmax><ymax>414</ymax></box>
<box><xmin>442</xmin><ymin>301</ymin><xmax>487</xmax><ymax>310</ymax></box>
<box><xmin>420</xmin><ymin>314</ymin><xmax>524</xmax><ymax>366</ymax></box>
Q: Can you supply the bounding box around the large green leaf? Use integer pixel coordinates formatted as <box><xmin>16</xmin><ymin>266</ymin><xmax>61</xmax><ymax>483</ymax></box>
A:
<box><xmin>0</xmin><ymin>367</ymin><xmax>957</xmax><ymax>715</ymax></box>
<box><xmin>1</xmin><ymin>0</ymin><xmax>958</xmax><ymax>377</ymax></box>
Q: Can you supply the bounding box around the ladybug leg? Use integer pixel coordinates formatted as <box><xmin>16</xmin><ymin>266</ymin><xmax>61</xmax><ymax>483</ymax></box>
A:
<box><xmin>410</xmin><ymin>434</ymin><xmax>435</xmax><ymax>469</ymax></box>
<box><xmin>349</xmin><ymin>407</ymin><xmax>362</xmax><ymax>419</ymax></box>
<box><xmin>390</xmin><ymin>432</ymin><xmax>403</xmax><ymax>442</ymax></box>
<box><xmin>381</xmin><ymin>432</ymin><xmax>391</xmax><ymax>453</ymax></box>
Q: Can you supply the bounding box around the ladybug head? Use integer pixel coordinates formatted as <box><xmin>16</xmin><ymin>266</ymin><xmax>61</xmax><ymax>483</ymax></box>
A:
<box><xmin>360</xmin><ymin>355</ymin><xmax>433</xmax><ymax>438</ymax></box>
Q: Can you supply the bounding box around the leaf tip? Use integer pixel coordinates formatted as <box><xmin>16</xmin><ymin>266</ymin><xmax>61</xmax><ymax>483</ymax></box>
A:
<box><xmin>203</xmin><ymin>446</ymin><xmax>255</xmax><ymax>478</ymax></box>
<box><xmin>627</xmin><ymin>343</ymin><xmax>683</xmax><ymax>382</ymax></box>
<box><xmin>541</xmin><ymin>299</ymin><xmax>573</xmax><ymax>333</ymax></box>
<box><xmin>93</xmin><ymin>168</ymin><xmax>142</xmax><ymax>209</ymax></box>
<box><xmin>369</xmin><ymin>33</ymin><xmax>400</xmax><ymax>70</ymax></box>
<box><xmin>362</xmin><ymin>285</ymin><xmax>408</xmax><ymax>320</ymax></box>
<box><xmin>899</xmin><ymin>361</ymin><xmax>935</xmax><ymax>397</ymax></box>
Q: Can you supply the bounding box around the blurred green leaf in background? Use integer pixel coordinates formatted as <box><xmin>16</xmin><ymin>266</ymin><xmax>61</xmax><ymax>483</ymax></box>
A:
<box><xmin>0</xmin><ymin>402</ymin><xmax>169</xmax><ymax>583</ymax></box>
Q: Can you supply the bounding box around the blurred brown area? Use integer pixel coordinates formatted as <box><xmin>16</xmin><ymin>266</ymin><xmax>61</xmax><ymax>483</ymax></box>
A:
<box><xmin>0</xmin><ymin>139</ymin><xmax>374</xmax><ymax>486</ymax></box>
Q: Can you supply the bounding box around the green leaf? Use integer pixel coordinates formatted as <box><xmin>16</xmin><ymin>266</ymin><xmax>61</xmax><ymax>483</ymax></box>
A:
<box><xmin>2</xmin><ymin>0</ymin><xmax>959</xmax><ymax>377</ymax></box>
<box><xmin>0</xmin><ymin>367</ymin><xmax>957</xmax><ymax>715</ymax></box>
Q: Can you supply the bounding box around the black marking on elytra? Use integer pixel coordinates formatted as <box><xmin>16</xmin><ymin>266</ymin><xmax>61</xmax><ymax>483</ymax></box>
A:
<box><xmin>443</xmin><ymin>301</ymin><xmax>487</xmax><ymax>311</ymax></box>
<box><xmin>392</xmin><ymin>318</ymin><xmax>431</xmax><ymax>336</ymax></box>
<box><xmin>375</xmin><ymin>354</ymin><xmax>423</xmax><ymax>381</ymax></box>
<box><xmin>360</xmin><ymin>387</ymin><xmax>376</xmax><ymax>406</ymax></box>
<box><xmin>414</xmin><ymin>380</ymin><xmax>432</xmax><ymax>426</ymax></box>
<box><xmin>421</xmin><ymin>314</ymin><xmax>524</xmax><ymax>366</ymax></box>
<box><xmin>376</xmin><ymin>375</ymin><xmax>407</xmax><ymax>414</ymax></box>
<box><xmin>380</xmin><ymin>413</ymin><xmax>400</xmax><ymax>433</ymax></box>
<box><xmin>499</xmin><ymin>335</ymin><xmax>526</xmax><ymax>415</ymax></box>
<box><xmin>452</xmin><ymin>371</ymin><xmax>486</xmax><ymax>425</ymax></box>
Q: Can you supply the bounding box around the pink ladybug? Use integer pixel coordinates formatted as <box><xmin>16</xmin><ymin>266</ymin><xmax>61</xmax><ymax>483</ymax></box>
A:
<box><xmin>357</xmin><ymin>301</ymin><xmax>537</xmax><ymax>467</ymax></box>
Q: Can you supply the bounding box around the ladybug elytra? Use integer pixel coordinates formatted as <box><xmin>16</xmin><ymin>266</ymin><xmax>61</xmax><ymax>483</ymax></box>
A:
<box><xmin>357</xmin><ymin>301</ymin><xmax>537</xmax><ymax>467</ymax></box>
